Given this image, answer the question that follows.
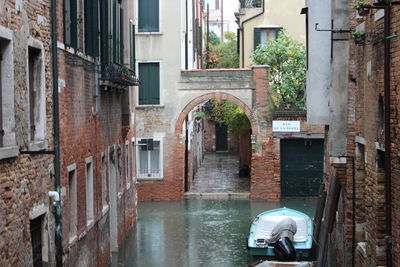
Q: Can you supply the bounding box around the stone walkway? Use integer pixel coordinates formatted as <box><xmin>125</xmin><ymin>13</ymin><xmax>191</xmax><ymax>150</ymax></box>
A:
<box><xmin>186</xmin><ymin>152</ymin><xmax>250</xmax><ymax>198</ymax></box>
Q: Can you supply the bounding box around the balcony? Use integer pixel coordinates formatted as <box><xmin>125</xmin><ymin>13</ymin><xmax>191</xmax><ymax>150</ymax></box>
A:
<box><xmin>101</xmin><ymin>63</ymin><xmax>139</xmax><ymax>87</ymax></box>
<box><xmin>240</xmin><ymin>0</ymin><xmax>262</xmax><ymax>8</ymax></box>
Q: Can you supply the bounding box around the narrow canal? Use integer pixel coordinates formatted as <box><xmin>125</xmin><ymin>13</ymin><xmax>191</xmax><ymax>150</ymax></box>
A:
<box><xmin>112</xmin><ymin>198</ymin><xmax>317</xmax><ymax>267</ymax></box>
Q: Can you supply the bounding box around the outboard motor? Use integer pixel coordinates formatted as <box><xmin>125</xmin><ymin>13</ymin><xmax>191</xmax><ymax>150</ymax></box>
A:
<box><xmin>265</xmin><ymin>217</ymin><xmax>298</xmax><ymax>261</ymax></box>
<box><xmin>273</xmin><ymin>236</ymin><xmax>296</xmax><ymax>261</ymax></box>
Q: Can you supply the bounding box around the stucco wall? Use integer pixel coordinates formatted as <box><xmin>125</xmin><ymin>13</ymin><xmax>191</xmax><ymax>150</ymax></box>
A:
<box><xmin>239</xmin><ymin>0</ymin><xmax>306</xmax><ymax>67</ymax></box>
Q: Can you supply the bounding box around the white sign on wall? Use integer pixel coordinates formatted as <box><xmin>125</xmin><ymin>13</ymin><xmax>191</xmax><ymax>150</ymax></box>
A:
<box><xmin>272</xmin><ymin>121</ymin><xmax>301</xmax><ymax>132</ymax></box>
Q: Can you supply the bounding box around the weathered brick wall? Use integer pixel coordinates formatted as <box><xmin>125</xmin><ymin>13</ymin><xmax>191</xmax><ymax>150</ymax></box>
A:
<box><xmin>0</xmin><ymin>0</ymin><xmax>56</xmax><ymax>265</ymax></box>
<box><xmin>327</xmin><ymin>3</ymin><xmax>400</xmax><ymax>267</ymax></box>
<box><xmin>58</xmin><ymin>49</ymin><xmax>137</xmax><ymax>266</ymax></box>
<box><xmin>390</xmin><ymin>6</ymin><xmax>400</xmax><ymax>267</ymax></box>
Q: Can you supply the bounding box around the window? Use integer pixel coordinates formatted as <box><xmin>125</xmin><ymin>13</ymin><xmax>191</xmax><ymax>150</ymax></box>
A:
<box><xmin>101</xmin><ymin>152</ymin><xmax>107</xmax><ymax>208</ymax></box>
<box><xmin>0</xmin><ymin>27</ymin><xmax>18</xmax><ymax>159</ymax></box>
<box><xmin>64</xmin><ymin>0</ymin><xmax>79</xmax><ymax>48</ymax></box>
<box><xmin>254</xmin><ymin>27</ymin><xmax>281</xmax><ymax>50</ymax></box>
<box><xmin>137</xmin><ymin>138</ymin><xmax>163</xmax><ymax>179</ymax></box>
<box><xmin>131</xmin><ymin>140</ymin><xmax>135</xmax><ymax>181</ymax></box>
<box><xmin>117</xmin><ymin>145</ymin><xmax>122</xmax><ymax>192</ymax></box>
<box><xmin>0</xmin><ymin>39</ymin><xmax>3</xmax><ymax>148</ymax></box>
<box><xmin>138</xmin><ymin>0</ymin><xmax>159</xmax><ymax>32</ymax></box>
<box><xmin>125</xmin><ymin>142</ymin><xmax>130</xmax><ymax>188</ymax></box>
<box><xmin>84</xmin><ymin>0</ymin><xmax>99</xmax><ymax>57</ymax></box>
<box><xmin>68</xmin><ymin>165</ymin><xmax>77</xmax><ymax>240</ymax></box>
<box><xmin>28</xmin><ymin>47</ymin><xmax>42</xmax><ymax>141</ymax></box>
<box><xmin>85</xmin><ymin>157</ymin><xmax>94</xmax><ymax>223</ymax></box>
<box><xmin>138</xmin><ymin>62</ymin><xmax>160</xmax><ymax>105</ymax></box>
<box><xmin>27</xmin><ymin>40</ymin><xmax>46</xmax><ymax>147</ymax></box>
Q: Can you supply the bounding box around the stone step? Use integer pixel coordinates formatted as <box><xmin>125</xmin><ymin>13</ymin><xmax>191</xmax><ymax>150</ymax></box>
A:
<box><xmin>184</xmin><ymin>192</ymin><xmax>250</xmax><ymax>199</ymax></box>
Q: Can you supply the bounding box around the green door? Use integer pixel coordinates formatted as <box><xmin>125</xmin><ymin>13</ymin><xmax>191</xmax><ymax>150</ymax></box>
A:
<box><xmin>280</xmin><ymin>139</ymin><xmax>324</xmax><ymax>197</ymax></box>
<box><xmin>215</xmin><ymin>123</ymin><xmax>228</xmax><ymax>151</ymax></box>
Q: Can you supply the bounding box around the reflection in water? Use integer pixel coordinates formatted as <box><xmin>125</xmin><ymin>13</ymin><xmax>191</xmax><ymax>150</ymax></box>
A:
<box><xmin>113</xmin><ymin>198</ymin><xmax>317</xmax><ymax>267</ymax></box>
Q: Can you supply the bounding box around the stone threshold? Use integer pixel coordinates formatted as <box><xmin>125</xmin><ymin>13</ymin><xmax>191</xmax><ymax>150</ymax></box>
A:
<box><xmin>184</xmin><ymin>192</ymin><xmax>250</xmax><ymax>199</ymax></box>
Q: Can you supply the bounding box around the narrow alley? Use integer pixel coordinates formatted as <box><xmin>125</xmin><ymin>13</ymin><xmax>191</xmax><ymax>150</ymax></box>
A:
<box><xmin>187</xmin><ymin>152</ymin><xmax>250</xmax><ymax>196</ymax></box>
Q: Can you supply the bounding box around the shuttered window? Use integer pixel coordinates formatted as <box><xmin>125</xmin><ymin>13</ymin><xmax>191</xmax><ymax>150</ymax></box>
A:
<box><xmin>253</xmin><ymin>28</ymin><xmax>261</xmax><ymax>50</ymax></box>
<box><xmin>84</xmin><ymin>0</ymin><xmax>99</xmax><ymax>57</ymax></box>
<box><xmin>138</xmin><ymin>0</ymin><xmax>159</xmax><ymax>32</ymax></box>
<box><xmin>64</xmin><ymin>0</ymin><xmax>78</xmax><ymax>48</ymax></box>
<box><xmin>254</xmin><ymin>27</ymin><xmax>282</xmax><ymax>50</ymax></box>
<box><xmin>129</xmin><ymin>22</ymin><xmax>136</xmax><ymax>72</ymax></box>
<box><xmin>138</xmin><ymin>63</ymin><xmax>160</xmax><ymax>105</ymax></box>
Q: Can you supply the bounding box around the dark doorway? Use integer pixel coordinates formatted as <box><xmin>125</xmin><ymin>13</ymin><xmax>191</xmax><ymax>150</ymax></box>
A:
<box><xmin>280</xmin><ymin>139</ymin><xmax>324</xmax><ymax>197</ymax></box>
<box><xmin>215</xmin><ymin>123</ymin><xmax>228</xmax><ymax>151</ymax></box>
<box><xmin>30</xmin><ymin>215</ymin><xmax>43</xmax><ymax>267</ymax></box>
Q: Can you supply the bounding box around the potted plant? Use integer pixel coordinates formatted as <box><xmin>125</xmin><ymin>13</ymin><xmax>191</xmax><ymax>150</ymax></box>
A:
<box><xmin>353</xmin><ymin>0</ymin><xmax>371</xmax><ymax>16</ymax></box>
<box><xmin>351</xmin><ymin>31</ymin><xmax>366</xmax><ymax>45</ymax></box>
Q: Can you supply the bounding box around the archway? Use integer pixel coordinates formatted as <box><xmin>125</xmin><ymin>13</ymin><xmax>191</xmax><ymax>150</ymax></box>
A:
<box><xmin>175</xmin><ymin>93</ymin><xmax>257</xmax><ymax>195</ymax></box>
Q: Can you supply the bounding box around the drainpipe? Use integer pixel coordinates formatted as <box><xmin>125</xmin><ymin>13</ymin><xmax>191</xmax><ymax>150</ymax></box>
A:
<box><xmin>50</xmin><ymin>0</ymin><xmax>62</xmax><ymax>265</ymax></box>
<box><xmin>239</xmin><ymin>0</ymin><xmax>265</xmax><ymax>68</ymax></box>
<box><xmin>185</xmin><ymin>0</ymin><xmax>188</xmax><ymax>69</ymax></box>
<box><xmin>383</xmin><ymin>2</ymin><xmax>392</xmax><ymax>266</ymax></box>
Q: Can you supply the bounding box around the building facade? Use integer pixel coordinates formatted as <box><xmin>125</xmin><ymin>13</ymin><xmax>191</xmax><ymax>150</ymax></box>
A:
<box><xmin>236</xmin><ymin>0</ymin><xmax>306</xmax><ymax>67</ymax></box>
<box><xmin>57</xmin><ymin>0</ymin><xmax>138</xmax><ymax>265</ymax></box>
<box><xmin>305</xmin><ymin>0</ymin><xmax>400</xmax><ymax>266</ymax></box>
<box><xmin>0</xmin><ymin>0</ymin><xmax>57</xmax><ymax>265</ymax></box>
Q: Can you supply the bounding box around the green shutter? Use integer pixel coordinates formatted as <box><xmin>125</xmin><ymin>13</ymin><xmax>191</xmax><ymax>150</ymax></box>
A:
<box><xmin>100</xmin><ymin>0</ymin><xmax>109</xmax><ymax>64</ymax></box>
<box><xmin>112</xmin><ymin>0</ymin><xmax>117</xmax><ymax>63</ymax></box>
<box><xmin>139</xmin><ymin>63</ymin><xmax>160</xmax><ymax>105</ymax></box>
<box><xmin>254</xmin><ymin>28</ymin><xmax>261</xmax><ymax>50</ymax></box>
<box><xmin>64</xmin><ymin>0</ymin><xmax>72</xmax><ymax>45</ymax></box>
<box><xmin>237</xmin><ymin>28</ymin><xmax>240</xmax><ymax>54</ymax></box>
<box><xmin>138</xmin><ymin>0</ymin><xmax>159</xmax><ymax>32</ymax></box>
<box><xmin>149</xmin><ymin>63</ymin><xmax>160</xmax><ymax>104</ymax></box>
<box><xmin>276</xmin><ymin>27</ymin><xmax>283</xmax><ymax>39</ymax></box>
<box><xmin>120</xmin><ymin>7</ymin><xmax>124</xmax><ymax>64</ymax></box>
<box><xmin>197</xmin><ymin>25</ymin><xmax>202</xmax><ymax>53</ymax></box>
<box><xmin>84</xmin><ymin>0</ymin><xmax>99</xmax><ymax>57</ymax></box>
<box><xmin>130</xmin><ymin>23</ymin><xmax>136</xmax><ymax>71</ymax></box>
<box><xmin>108</xmin><ymin>0</ymin><xmax>113</xmax><ymax>64</ymax></box>
<box><xmin>64</xmin><ymin>0</ymin><xmax>78</xmax><ymax>48</ymax></box>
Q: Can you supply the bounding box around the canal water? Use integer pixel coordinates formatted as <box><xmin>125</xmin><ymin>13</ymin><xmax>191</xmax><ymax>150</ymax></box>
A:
<box><xmin>112</xmin><ymin>198</ymin><xmax>317</xmax><ymax>267</ymax></box>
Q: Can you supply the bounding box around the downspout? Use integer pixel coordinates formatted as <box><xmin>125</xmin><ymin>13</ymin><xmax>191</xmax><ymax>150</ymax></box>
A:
<box><xmin>185</xmin><ymin>0</ymin><xmax>188</xmax><ymax>69</ymax></box>
<box><xmin>50</xmin><ymin>0</ymin><xmax>62</xmax><ymax>265</ymax></box>
<box><xmin>383</xmin><ymin>2</ymin><xmax>392</xmax><ymax>266</ymax></box>
<box><xmin>239</xmin><ymin>0</ymin><xmax>265</xmax><ymax>68</ymax></box>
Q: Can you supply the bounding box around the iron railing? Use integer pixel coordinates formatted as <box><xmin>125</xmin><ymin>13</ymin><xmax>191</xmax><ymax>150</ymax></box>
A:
<box><xmin>101</xmin><ymin>63</ymin><xmax>139</xmax><ymax>86</ymax></box>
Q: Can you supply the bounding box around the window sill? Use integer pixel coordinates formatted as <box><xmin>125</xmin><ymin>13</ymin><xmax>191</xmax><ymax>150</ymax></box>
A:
<box><xmin>29</xmin><ymin>140</ymin><xmax>48</xmax><ymax>151</ymax></box>
<box><xmin>137</xmin><ymin>177</ymin><xmax>164</xmax><ymax>182</ymax></box>
<box><xmin>136</xmin><ymin>104</ymin><xmax>164</xmax><ymax>109</ymax></box>
<box><xmin>136</xmin><ymin>32</ymin><xmax>163</xmax><ymax>36</ymax></box>
<box><xmin>0</xmin><ymin>146</ymin><xmax>19</xmax><ymax>161</ymax></box>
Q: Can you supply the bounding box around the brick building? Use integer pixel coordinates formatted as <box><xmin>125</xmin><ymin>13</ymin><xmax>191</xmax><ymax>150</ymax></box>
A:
<box><xmin>0</xmin><ymin>0</ymin><xmax>57</xmax><ymax>265</ymax></box>
<box><xmin>347</xmin><ymin>2</ymin><xmax>400</xmax><ymax>266</ymax></box>
<box><xmin>305</xmin><ymin>0</ymin><xmax>400</xmax><ymax>266</ymax></box>
<box><xmin>57</xmin><ymin>0</ymin><xmax>138</xmax><ymax>265</ymax></box>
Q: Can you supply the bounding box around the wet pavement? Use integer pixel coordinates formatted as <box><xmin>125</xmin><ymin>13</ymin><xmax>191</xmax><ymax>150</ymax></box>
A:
<box><xmin>112</xmin><ymin>198</ymin><xmax>318</xmax><ymax>267</ymax></box>
<box><xmin>188</xmin><ymin>152</ymin><xmax>250</xmax><ymax>195</ymax></box>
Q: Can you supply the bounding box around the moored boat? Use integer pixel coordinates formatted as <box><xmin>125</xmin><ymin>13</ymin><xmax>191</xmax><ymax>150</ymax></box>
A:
<box><xmin>247</xmin><ymin>207</ymin><xmax>313</xmax><ymax>260</ymax></box>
